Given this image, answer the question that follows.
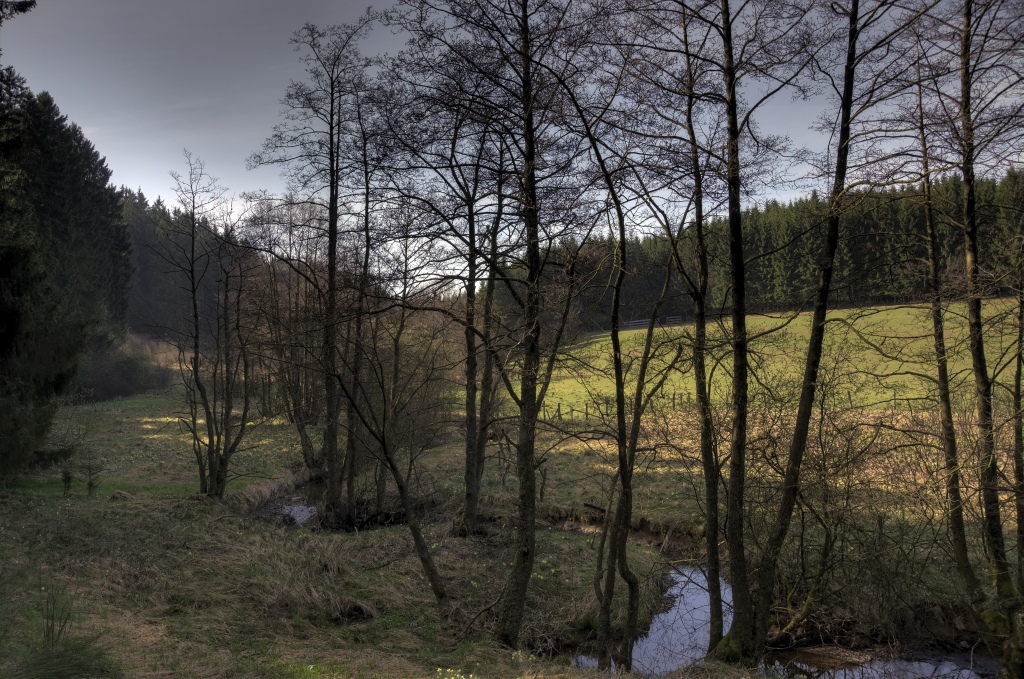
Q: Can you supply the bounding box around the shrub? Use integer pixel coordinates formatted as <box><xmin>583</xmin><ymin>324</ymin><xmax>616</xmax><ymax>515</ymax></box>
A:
<box><xmin>76</xmin><ymin>337</ymin><xmax>174</xmax><ymax>402</ymax></box>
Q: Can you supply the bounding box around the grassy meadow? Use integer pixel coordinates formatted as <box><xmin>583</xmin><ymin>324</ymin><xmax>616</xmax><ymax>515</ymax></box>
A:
<box><xmin>2</xmin><ymin>299</ymin><xmax>1017</xmax><ymax>677</ymax></box>
<box><xmin>0</xmin><ymin>391</ymin><xmax>679</xmax><ymax>679</ymax></box>
<box><xmin>544</xmin><ymin>299</ymin><xmax>1022</xmax><ymax>411</ymax></box>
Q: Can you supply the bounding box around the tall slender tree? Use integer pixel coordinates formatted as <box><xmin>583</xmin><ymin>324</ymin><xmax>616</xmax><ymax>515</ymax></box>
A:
<box><xmin>937</xmin><ymin>1</ymin><xmax>1024</xmax><ymax>671</ymax></box>
<box><xmin>248</xmin><ymin>18</ymin><xmax>375</xmax><ymax>523</ymax></box>
<box><xmin>390</xmin><ymin>0</ymin><xmax>595</xmax><ymax>645</ymax></box>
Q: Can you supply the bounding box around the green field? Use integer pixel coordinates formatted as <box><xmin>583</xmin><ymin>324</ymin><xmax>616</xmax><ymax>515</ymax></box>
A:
<box><xmin>543</xmin><ymin>300</ymin><xmax>1022</xmax><ymax>413</ymax></box>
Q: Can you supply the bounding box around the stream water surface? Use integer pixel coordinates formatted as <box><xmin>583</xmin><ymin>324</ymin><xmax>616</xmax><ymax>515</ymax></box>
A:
<box><xmin>256</xmin><ymin>484</ymin><xmax>322</xmax><ymax>525</ymax></box>
<box><xmin>575</xmin><ymin>567</ymin><xmax>997</xmax><ymax>678</ymax></box>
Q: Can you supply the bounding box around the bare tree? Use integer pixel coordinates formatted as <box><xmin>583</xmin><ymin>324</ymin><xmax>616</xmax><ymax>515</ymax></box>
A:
<box><xmin>749</xmin><ymin>0</ymin><xmax>946</xmax><ymax>652</ymax></box>
<box><xmin>907</xmin><ymin>27</ymin><xmax>981</xmax><ymax>597</ymax></box>
<box><xmin>164</xmin><ymin>152</ymin><xmax>256</xmax><ymax>499</ymax></box>
<box><xmin>334</xmin><ymin>205</ymin><xmax>456</xmax><ymax>606</ymax></box>
<box><xmin>623</xmin><ymin>0</ymin><xmax>730</xmax><ymax>650</ymax></box>
<box><xmin>248</xmin><ymin>198</ymin><xmax>328</xmax><ymax>475</ymax></box>
<box><xmin>540</xmin><ymin>21</ymin><xmax>694</xmax><ymax>666</ymax></box>
<box><xmin>374</xmin><ymin>59</ymin><xmax>508</xmax><ymax>536</ymax></box>
<box><xmin>927</xmin><ymin>1</ymin><xmax>1024</xmax><ymax>671</ymax></box>
<box><xmin>633</xmin><ymin>0</ymin><xmax>819</xmax><ymax>659</ymax></box>
<box><xmin>248</xmin><ymin>18</ymin><xmax>376</xmax><ymax>523</ymax></box>
<box><xmin>390</xmin><ymin>0</ymin><xmax>598</xmax><ymax>646</ymax></box>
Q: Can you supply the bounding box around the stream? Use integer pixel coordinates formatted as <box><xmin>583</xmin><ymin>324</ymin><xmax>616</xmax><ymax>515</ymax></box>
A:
<box><xmin>575</xmin><ymin>567</ymin><xmax>997</xmax><ymax>678</ymax></box>
<box><xmin>255</xmin><ymin>484</ymin><xmax>322</xmax><ymax>525</ymax></box>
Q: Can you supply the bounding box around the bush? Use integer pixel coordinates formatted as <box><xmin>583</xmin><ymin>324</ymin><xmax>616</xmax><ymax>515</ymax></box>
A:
<box><xmin>5</xmin><ymin>636</ymin><xmax>121</xmax><ymax>679</ymax></box>
<box><xmin>76</xmin><ymin>337</ymin><xmax>174</xmax><ymax>402</ymax></box>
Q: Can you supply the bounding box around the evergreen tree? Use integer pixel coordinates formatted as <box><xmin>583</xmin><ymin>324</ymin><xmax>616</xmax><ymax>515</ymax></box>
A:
<box><xmin>0</xmin><ymin>69</ymin><xmax>131</xmax><ymax>481</ymax></box>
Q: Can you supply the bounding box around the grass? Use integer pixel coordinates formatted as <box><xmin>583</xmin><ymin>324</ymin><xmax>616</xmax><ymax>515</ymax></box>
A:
<box><xmin>542</xmin><ymin>298</ymin><xmax>1023</xmax><ymax>412</ymax></box>
<box><xmin>525</xmin><ymin>300</ymin><xmax>1011</xmax><ymax>652</ymax></box>
<box><xmin>6</xmin><ymin>299</ymin><xmax>1010</xmax><ymax>676</ymax></box>
<box><xmin>0</xmin><ymin>390</ymin><xmax>683</xmax><ymax>679</ymax></box>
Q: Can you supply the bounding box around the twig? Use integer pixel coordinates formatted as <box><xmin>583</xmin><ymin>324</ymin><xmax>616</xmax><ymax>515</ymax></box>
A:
<box><xmin>460</xmin><ymin>588</ymin><xmax>505</xmax><ymax>640</ymax></box>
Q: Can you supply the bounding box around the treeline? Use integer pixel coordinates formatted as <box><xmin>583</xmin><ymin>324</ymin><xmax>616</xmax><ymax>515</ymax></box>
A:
<box><xmin>741</xmin><ymin>174</ymin><xmax>1024</xmax><ymax>311</ymax></box>
<box><xmin>116</xmin><ymin>169</ymin><xmax>1024</xmax><ymax>349</ymax></box>
<box><xmin>570</xmin><ymin>172</ymin><xmax>1023</xmax><ymax>329</ymax></box>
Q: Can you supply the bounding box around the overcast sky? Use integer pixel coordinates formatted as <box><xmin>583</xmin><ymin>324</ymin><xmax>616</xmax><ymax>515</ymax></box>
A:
<box><xmin>1</xmin><ymin>0</ymin><xmax>403</xmax><ymax>203</ymax></box>
<box><xmin>1</xmin><ymin>0</ymin><xmax>824</xmax><ymax>207</ymax></box>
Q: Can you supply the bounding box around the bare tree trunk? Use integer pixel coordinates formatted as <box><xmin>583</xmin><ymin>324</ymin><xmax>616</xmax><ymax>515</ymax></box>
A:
<box><xmin>593</xmin><ymin>473</ymin><xmax>617</xmax><ymax>655</ymax></box>
<box><xmin>959</xmin><ymin>4</ymin><xmax>1019</xmax><ymax>673</ymax></box>
<box><xmin>247</xmin><ymin>21</ymin><xmax>375</xmax><ymax>514</ymax></box>
<box><xmin>459</xmin><ymin>208</ymin><xmax>481</xmax><ymax>536</ymax></box>
<box><xmin>384</xmin><ymin>311</ymin><xmax>448</xmax><ymax>605</ymax></box>
<box><xmin>342</xmin><ymin>128</ymin><xmax>375</xmax><ymax>526</ymax></box>
<box><xmin>344</xmin><ymin>311</ymin><xmax>364</xmax><ymax>526</ymax></box>
<box><xmin>679</xmin><ymin>10</ymin><xmax>723</xmax><ymax>648</ymax></box>
<box><xmin>461</xmin><ymin>202</ymin><xmax>501</xmax><ymax>536</ymax></box>
<box><xmin>716</xmin><ymin>0</ymin><xmax>755</xmax><ymax>659</ymax></box>
<box><xmin>336</xmin><ymin>302</ymin><xmax>450</xmax><ymax>607</ymax></box>
<box><xmin>475</xmin><ymin>226</ymin><xmax>498</xmax><ymax>498</ymax></box>
<box><xmin>495</xmin><ymin>2</ymin><xmax>541</xmax><ymax>644</ymax></box>
<box><xmin>1013</xmin><ymin>173</ymin><xmax>1024</xmax><ymax>594</ymax></box>
<box><xmin>170</xmin><ymin>155</ymin><xmax>253</xmax><ymax>500</ymax></box>
<box><xmin>1014</xmin><ymin>272</ymin><xmax>1024</xmax><ymax>591</ymax></box>
<box><xmin>916</xmin><ymin>49</ymin><xmax>980</xmax><ymax>597</ymax></box>
<box><xmin>753</xmin><ymin>0</ymin><xmax>859</xmax><ymax>648</ymax></box>
<box><xmin>323</xmin><ymin>120</ymin><xmax>343</xmax><ymax>521</ymax></box>
<box><xmin>188</xmin><ymin>208</ymin><xmax>211</xmax><ymax>496</ymax></box>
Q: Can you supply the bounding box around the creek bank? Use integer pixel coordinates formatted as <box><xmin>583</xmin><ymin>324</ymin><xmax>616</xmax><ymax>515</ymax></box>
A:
<box><xmin>765</xmin><ymin>647</ymin><xmax>997</xmax><ymax>678</ymax></box>
<box><xmin>252</xmin><ymin>483</ymin><xmax>996</xmax><ymax>677</ymax></box>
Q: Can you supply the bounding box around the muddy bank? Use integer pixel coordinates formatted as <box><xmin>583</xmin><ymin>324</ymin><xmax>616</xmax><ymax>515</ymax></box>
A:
<box><xmin>252</xmin><ymin>479</ymin><xmax>323</xmax><ymax>525</ymax></box>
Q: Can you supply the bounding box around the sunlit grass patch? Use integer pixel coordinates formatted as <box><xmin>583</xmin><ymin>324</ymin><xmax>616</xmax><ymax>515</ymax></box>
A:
<box><xmin>545</xmin><ymin>299</ymin><xmax>1023</xmax><ymax>411</ymax></box>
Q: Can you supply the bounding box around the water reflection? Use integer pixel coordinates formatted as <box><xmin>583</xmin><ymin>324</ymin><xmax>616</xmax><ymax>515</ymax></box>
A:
<box><xmin>575</xmin><ymin>566</ymin><xmax>994</xmax><ymax>678</ymax></box>
<box><xmin>575</xmin><ymin>565</ymin><xmax>733</xmax><ymax>674</ymax></box>
<box><xmin>631</xmin><ymin>566</ymin><xmax>734</xmax><ymax>674</ymax></box>
<box><xmin>276</xmin><ymin>497</ymin><xmax>318</xmax><ymax>524</ymax></box>
<box><xmin>257</xmin><ymin>483</ymin><xmax>324</xmax><ymax>525</ymax></box>
<box><xmin>765</xmin><ymin>652</ymin><xmax>994</xmax><ymax>678</ymax></box>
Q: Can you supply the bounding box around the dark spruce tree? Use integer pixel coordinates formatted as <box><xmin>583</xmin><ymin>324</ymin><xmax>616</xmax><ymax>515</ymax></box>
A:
<box><xmin>0</xmin><ymin>70</ymin><xmax>131</xmax><ymax>482</ymax></box>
